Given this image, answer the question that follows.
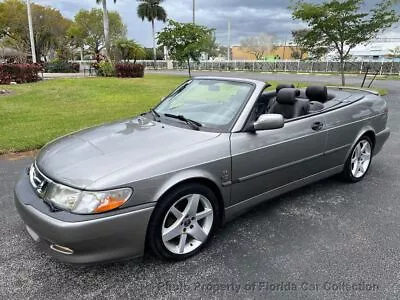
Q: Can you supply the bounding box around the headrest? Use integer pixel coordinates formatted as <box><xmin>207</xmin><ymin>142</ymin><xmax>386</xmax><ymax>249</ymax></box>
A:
<box><xmin>276</xmin><ymin>84</ymin><xmax>295</xmax><ymax>93</ymax></box>
<box><xmin>306</xmin><ymin>86</ymin><xmax>328</xmax><ymax>103</ymax></box>
<box><xmin>276</xmin><ymin>88</ymin><xmax>300</xmax><ymax>105</ymax></box>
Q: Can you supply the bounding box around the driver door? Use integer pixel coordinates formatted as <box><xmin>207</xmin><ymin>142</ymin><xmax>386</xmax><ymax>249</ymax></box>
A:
<box><xmin>229</xmin><ymin>114</ymin><xmax>328</xmax><ymax>205</ymax></box>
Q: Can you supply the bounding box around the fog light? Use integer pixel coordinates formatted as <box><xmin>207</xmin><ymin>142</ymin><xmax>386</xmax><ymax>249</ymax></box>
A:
<box><xmin>50</xmin><ymin>244</ymin><xmax>74</xmax><ymax>255</ymax></box>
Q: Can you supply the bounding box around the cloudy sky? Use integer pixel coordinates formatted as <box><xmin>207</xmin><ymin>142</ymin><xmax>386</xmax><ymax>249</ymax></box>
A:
<box><xmin>33</xmin><ymin>0</ymin><xmax>400</xmax><ymax>47</ymax></box>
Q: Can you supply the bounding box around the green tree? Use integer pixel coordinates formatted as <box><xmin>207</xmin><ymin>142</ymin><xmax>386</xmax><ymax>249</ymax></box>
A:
<box><xmin>291</xmin><ymin>29</ymin><xmax>325</xmax><ymax>60</ymax></box>
<box><xmin>0</xmin><ymin>0</ymin><xmax>72</xmax><ymax>61</ymax></box>
<box><xmin>207</xmin><ymin>42</ymin><xmax>228</xmax><ymax>59</ymax></box>
<box><xmin>96</xmin><ymin>0</ymin><xmax>117</xmax><ymax>60</ymax></box>
<box><xmin>157</xmin><ymin>20</ymin><xmax>214</xmax><ymax>76</ymax></box>
<box><xmin>137</xmin><ymin>0</ymin><xmax>167</xmax><ymax>65</ymax></box>
<box><xmin>68</xmin><ymin>8</ymin><xmax>126</xmax><ymax>57</ymax></box>
<box><xmin>291</xmin><ymin>0</ymin><xmax>399</xmax><ymax>85</ymax></box>
<box><xmin>114</xmin><ymin>38</ymin><xmax>146</xmax><ymax>62</ymax></box>
<box><xmin>144</xmin><ymin>47</ymin><xmax>164</xmax><ymax>60</ymax></box>
<box><xmin>202</xmin><ymin>34</ymin><xmax>227</xmax><ymax>59</ymax></box>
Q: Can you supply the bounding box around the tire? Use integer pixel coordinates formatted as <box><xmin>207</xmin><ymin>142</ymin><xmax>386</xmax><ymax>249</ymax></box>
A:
<box><xmin>147</xmin><ymin>183</ymin><xmax>219</xmax><ymax>261</ymax></box>
<box><xmin>341</xmin><ymin>135</ymin><xmax>373</xmax><ymax>182</ymax></box>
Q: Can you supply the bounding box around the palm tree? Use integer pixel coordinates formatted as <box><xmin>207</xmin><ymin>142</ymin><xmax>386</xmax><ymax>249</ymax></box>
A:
<box><xmin>137</xmin><ymin>0</ymin><xmax>167</xmax><ymax>66</ymax></box>
<box><xmin>96</xmin><ymin>0</ymin><xmax>116</xmax><ymax>60</ymax></box>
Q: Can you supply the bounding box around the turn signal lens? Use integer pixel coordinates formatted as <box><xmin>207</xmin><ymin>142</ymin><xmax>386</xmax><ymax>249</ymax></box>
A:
<box><xmin>94</xmin><ymin>196</ymin><xmax>127</xmax><ymax>213</ymax></box>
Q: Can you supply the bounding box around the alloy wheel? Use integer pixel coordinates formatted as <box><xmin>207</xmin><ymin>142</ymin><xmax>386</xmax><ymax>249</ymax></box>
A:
<box><xmin>161</xmin><ymin>194</ymin><xmax>214</xmax><ymax>255</ymax></box>
<box><xmin>350</xmin><ymin>139</ymin><xmax>372</xmax><ymax>178</ymax></box>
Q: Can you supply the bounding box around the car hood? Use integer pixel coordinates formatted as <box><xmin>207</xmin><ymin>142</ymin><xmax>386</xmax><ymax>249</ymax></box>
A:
<box><xmin>36</xmin><ymin>117</ymin><xmax>220</xmax><ymax>189</ymax></box>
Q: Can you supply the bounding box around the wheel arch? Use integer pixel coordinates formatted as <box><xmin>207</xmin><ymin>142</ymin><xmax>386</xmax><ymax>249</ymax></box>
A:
<box><xmin>363</xmin><ymin>130</ymin><xmax>376</xmax><ymax>150</ymax></box>
<box><xmin>344</xmin><ymin>127</ymin><xmax>376</xmax><ymax>164</ymax></box>
<box><xmin>150</xmin><ymin>171</ymin><xmax>227</xmax><ymax>225</ymax></box>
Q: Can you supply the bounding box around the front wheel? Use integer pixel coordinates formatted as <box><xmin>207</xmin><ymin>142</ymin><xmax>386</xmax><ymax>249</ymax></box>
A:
<box><xmin>341</xmin><ymin>136</ymin><xmax>373</xmax><ymax>182</ymax></box>
<box><xmin>147</xmin><ymin>183</ymin><xmax>218</xmax><ymax>260</ymax></box>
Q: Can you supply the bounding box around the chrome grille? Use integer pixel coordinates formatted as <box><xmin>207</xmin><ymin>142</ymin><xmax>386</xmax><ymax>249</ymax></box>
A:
<box><xmin>29</xmin><ymin>163</ymin><xmax>49</xmax><ymax>198</ymax></box>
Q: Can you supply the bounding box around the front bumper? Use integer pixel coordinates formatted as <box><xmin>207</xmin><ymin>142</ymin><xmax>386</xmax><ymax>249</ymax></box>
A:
<box><xmin>14</xmin><ymin>172</ymin><xmax>155</xmax><ymax>264</ymax></box>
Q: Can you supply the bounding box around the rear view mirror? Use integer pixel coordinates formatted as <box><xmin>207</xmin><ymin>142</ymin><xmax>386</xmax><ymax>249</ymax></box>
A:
<box><xmin>253</xmin><ymin>114</ymin><xmax>284</xmax><ymax>131</ymax></box>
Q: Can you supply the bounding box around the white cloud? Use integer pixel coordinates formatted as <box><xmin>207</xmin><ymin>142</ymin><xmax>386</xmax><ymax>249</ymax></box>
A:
<box><xmin>31</xmin><ymin>0</ymin><xmax>400</xmax><ymax>47</ymax></box>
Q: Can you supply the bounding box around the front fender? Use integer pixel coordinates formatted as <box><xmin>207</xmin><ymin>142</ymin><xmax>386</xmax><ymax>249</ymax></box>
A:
<box><xmin>150</xmin><ymin>167</ymin><xmax>228</xmax><ymax>205</ymax></box>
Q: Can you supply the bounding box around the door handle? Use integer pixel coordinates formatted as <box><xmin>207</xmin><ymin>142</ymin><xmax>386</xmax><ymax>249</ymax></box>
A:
<box><xmin>312</xmin><ymin>122</ymin><xmax>324</xmax><ymax>131</ymax></box>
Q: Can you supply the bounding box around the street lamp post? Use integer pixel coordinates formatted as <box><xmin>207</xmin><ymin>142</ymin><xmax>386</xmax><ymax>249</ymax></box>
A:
<box><xmin>26</xmin><ymin>0</ymin><xmax>37</xmax><ymax>63</ymax></box>
<box><xmin>227</xmin><ymin>19</ymin><xmax>231</xmax><ymax>61</ymax></box>
<box><xmin>192</xmin><ymin>0</ymin><xmax>195</xmax><ymax>24</ymax></box>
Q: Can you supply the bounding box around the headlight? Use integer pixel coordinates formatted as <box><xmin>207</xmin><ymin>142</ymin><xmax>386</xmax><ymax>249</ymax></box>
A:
<box><xmin>45</xmin><ymin>183</ymin><xmax>81</xmax><ymax>211</ymax></box>
<box><xmin>45</xmin><ymin>183</ymin><xmax>132</xmax><ymax>214</ymax></box>
<box><xmin>73</xmin><ymin>188</ymin><xmax>132</xmax><ymax>214</ymax></box>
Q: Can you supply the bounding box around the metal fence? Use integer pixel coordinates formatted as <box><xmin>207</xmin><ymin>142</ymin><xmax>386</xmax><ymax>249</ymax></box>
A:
<box><xmin>168</xmin><ymin>60</ymin><xmax>400</xmax><ymax>75</ymax></box>
<box><xmin>72</xmin><ymin>60</ymin><xmax>400</xmax><ymax>75</ymax></box>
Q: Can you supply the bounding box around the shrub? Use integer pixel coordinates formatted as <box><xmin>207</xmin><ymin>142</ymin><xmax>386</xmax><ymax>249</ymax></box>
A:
<box><xmin>44</xmin><ymin>60</ymin><xmax>80</xmax><ymax>73</ymax></box>
<box><xmin>115</xmin><ymin>63</ymin><xmax>145</xmax><ymax>78</ymax></box>
<box><xmin>0</xmin><ymin>64</ymin><xmax>42</xmax><ymax>84</ymax></box>
<box><xmin>95</xmin><ymin>61</ymin><xmax>116</xmax><ymax>77</ymax></box>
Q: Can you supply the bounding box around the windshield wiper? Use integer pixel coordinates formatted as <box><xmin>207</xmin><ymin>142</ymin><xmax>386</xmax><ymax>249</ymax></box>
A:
<box><xmin>164</xmin><ymin>113</ymin><xmax>202</xmax><ymax>130</ymax></box>
<box><xmin>150</xmin><ymin>108</ymin><xmax>160</xmax><ymax>121</ymax></box>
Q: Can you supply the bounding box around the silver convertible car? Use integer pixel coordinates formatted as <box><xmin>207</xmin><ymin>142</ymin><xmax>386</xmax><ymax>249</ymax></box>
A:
<box><xmin>15</xmin><ymin>77</ymin><xmax>390</xmax><ymax>263</ymax></box>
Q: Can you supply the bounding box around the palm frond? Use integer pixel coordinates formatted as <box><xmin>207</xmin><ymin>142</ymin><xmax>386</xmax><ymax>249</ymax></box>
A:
<box><xmin>136</xmin><ymin>0</ymin><xmax>167</xmax><ymax>22</ymax></box>
<box><xmin>155</xmin><ymin>6</ymin><xmax>167</xmax><ymax>22</ymax></box>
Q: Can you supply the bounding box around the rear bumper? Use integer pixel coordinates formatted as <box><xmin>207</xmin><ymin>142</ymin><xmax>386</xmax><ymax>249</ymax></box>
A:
<box><xmin>14</xmin><ymin>173</ymin><xmax>154</xmax><ymax>264</ymax></box>
<box><xmin>374</xmin><ymin>127</ymin><xmax>390</xmax><ymax>156</ymax></box>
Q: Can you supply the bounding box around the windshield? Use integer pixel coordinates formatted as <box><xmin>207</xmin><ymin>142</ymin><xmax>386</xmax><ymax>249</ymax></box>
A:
<box><xmin>155</xmin><ymin>79</ymin><xmax>254</xmax><ymax>131</ymax></box>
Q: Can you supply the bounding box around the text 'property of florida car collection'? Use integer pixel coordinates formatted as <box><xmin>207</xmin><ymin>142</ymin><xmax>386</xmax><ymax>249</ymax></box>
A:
<box><xmin>15</xmin><ymin>77</ymin><xmax>390</xmax><ymax>263</ymax></box>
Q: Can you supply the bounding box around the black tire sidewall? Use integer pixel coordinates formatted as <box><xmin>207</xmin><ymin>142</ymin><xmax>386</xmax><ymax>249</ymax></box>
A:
<box><xmin>147</xmin><ymin>183</ymin><xmax>219</xmax><ymax>261</ymax></box>
<box><xmin>343</xmin><ymin>136</ymin><xmax>373</xmax><ymax>182</ymax></box>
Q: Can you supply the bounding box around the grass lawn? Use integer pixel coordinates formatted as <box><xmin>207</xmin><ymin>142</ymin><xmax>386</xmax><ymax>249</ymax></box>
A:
<box><xmin>0</xmin><ymin>74</ymin><xmax>189</xmax><ymax>154</ymax></box>
<box><xmin>0</xmin><ymin>74</ymin><xmax>387</xmax><ymax>154</ymax></box>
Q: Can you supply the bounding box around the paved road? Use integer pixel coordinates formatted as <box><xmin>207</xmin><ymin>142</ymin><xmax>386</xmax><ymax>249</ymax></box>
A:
<box><xmin>149</xmin><ymin>69</ymin><xmax>399</xmax><ymax>91</ymax></box>
<box><xmin>0</xmin><ymin>73</ymin><xmax>399</xmax><ymax>299</ymax></box>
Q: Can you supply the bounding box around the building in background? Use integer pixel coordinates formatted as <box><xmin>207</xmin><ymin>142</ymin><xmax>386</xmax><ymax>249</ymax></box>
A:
<box><xmin>348</xmin><ymin>38</ymin><xmax>400</xmax><ymax>61</ymax></box>
<box><xmin>231</xmin><ymin>44</ymin><xmax>306</xmax><ymax>60</ymax></box>
<box><xmin>230</xmin><ymin>38</ymin><xmax>400</xmax><ymax>62</ymax></box>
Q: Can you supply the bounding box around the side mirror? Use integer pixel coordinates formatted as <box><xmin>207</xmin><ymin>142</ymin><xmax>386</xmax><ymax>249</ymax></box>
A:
<box><xmin>253</xmin><ymin>114</ymin><xmax>284</xmax><ymax>131</ymax></box>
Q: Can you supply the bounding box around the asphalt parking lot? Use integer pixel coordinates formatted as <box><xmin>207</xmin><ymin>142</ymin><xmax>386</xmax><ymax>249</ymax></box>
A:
<box><xmin>0</xmin><ymin>72</ymin><xmax>399</xmax><ymax>300</ymax></box>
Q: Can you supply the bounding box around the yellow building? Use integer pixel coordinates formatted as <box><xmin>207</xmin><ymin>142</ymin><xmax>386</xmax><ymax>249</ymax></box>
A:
<box><xmin>231</xmin><ymin>45</ymin><xmax>306</xmax><ymax>60</ymax></box>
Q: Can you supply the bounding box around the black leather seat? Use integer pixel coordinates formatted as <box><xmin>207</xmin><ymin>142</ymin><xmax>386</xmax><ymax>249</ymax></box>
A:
<box><xmin>309</xmin><ymin>101</ymin><xmax>325</xmax><ymax>112</ymax></box>
<box><xmin>276</xmin><ymin>83</ymin><xmax>295</xmax><ymax>92</ymax></box>
<box><xmin>268</xmin><ymin>88</ymin><xmax>310</xmax><ymax>119</ymax></box>
<box><xmin>265</xmin><ymin>84</ymin><xmax>296</xmax><ymax>112</ymax></box>
<box><xmin>306</xmin><ymin>86</ymin><xmax>328</xmax><ymax>103</ymax></box>
<box><xmin>306</xmin><ymin>86</ymin><xmax>329</xmax><ymax>112</ymax></box>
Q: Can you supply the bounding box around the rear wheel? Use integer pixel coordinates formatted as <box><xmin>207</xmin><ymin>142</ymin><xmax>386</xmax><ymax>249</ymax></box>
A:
<box><xmin>341</xmin><ymin>136</ymin><xmax>373</xmax><ymax>182</ymax></box>
<box><xmin>147</xmin><ymin>183</ymin><xmax>218</xmax><ymax>260</ymax></box>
